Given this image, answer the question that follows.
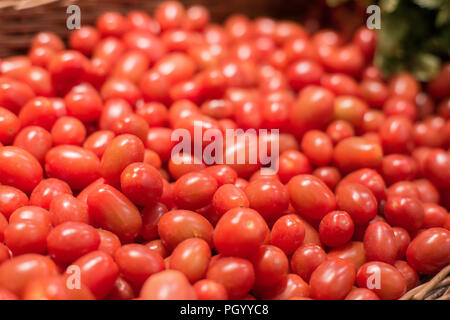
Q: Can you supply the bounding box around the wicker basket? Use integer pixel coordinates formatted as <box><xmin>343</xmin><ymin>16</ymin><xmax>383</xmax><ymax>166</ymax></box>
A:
<box><xmin>400</xmin><ymin>265</ymin><xmax>450</xmax><ymax>300</ymax></box>
<box><xmin>0</xmin><ymin>0</ymin><xmax>449</xmax><ymax>301</ymax></box>
<box><xmin>0</xmin><ymin>0</ymin><xmax>325</xmax><ymax>58</ymax></box>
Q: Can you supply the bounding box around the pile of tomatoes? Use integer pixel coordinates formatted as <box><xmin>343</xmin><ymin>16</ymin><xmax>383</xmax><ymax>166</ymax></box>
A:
<box><xmin>0</xmin><ymin>0</ymin><xmax>449</xmax><ymax>300</ymax></box>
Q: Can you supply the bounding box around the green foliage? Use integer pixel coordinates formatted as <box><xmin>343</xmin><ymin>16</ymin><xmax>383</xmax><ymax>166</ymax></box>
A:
<box><xmin>327</xmin><ymin>0</ymin><xmax>450</xmax><ymax>81</ymax></box>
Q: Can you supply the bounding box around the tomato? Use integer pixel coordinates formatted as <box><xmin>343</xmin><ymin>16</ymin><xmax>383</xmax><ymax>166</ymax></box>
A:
<box><xmin>87</xmin><ymin>184</ymin><xmax>142</xmax><ymax>242</ymax></box>
<box><xmin>0</xmin><ymin>146</ymin><xmax>43</xmax><ymax>194</ymax></box>
<box><xmin>333</xmin><ymin>137</ymin><xmax>383</xmax><ymax>173</ymax></box>
<box><xmin>277</xmin><ymin>150</ymin><xmax>311</xmax><ymax>184</ymax></box>
<box><xmin>114</xmin><ymin>244</ymin><xmax>165</xmax><ymax>286</ymax></box>
<box><xmin>158</xmin><ymin>210</ymin><xmax>213</xmax><ymax>251</ymax></box>
<box><xmin>363</xmin><ymin>221</ymin><xmax>398</xmax><ymax>264</ymax></box>
<box><xmin>0</xmin><ymin>77</ymin><xmax>35</xmax><ymax>114</ymax></box>
<box><xmin>356</xmin><ymin>261</ymin><xmax>406</xmax><ymax>300</ymax></box>
<box><xmin>48</xmin><ymin>50</ymin><xmax>87</xmax><ymax>94</ymax></box>
<box><xmin>383</xmin><ymin>97</ymin><xmax>417</xmax><ymax>121</ymax></box>
<box><xmin>30</xmin><ymin>178</ymin><xmax>72</xmax><ymax>210</ymax></box>
<box><xmin>379</xmin><ymin>116</ymin><xmax>413</xmax><ymax>154</ymax></box>
<box><xmin>422</xmin><ymin>203</ymin><xmax>448</xmax><ymax>228</ymax></box>
<box><xmin>31</xmin><ymin>32</ymin><xmax>64</xmax><ymax>51</ymax></box>
<box><xmin>203</xmin><ymin>164</ymin><xmax>238</xmax><ymax>186</ymax></box>
<box><xmin>287</xmin><ymin>174</ymin><xmax>336</xmax><ymax>220</ymax></box>
<box><xmin>9</xmin><ymin>205</ymin><xmax>51</xmax><ymax>228</ymax></box>
<box><xmin>328</xmin><ymin>241</ymin><xmax>366</xmax><ymax>270</ymax></box>
<box><xmin>310</xmin><ymin>258</ymin><xmax>356</xmax><ymax>300</ymax></box>
<box><xmin>83</xmin><ymin>130</ymin><xmax>115</xmax><ymax>159</ymax></box>
<box><xmin>99</xmin><ymin>99</ymin><xmax>133</xmax><ymax>131</ymax></box>
<box><xmin>424</xmin><ymin>149</ymin><xmax>450</xmax><ymax>188</ymax></box>
<box><xmin>49</xmin><ymin>193</ymin><xmax>89</xmax><ymax>226</ymax></box>
<box><xmin>406</xmin><ymin>227</ymin><xmax>450</xmax><ymax>274</ymax></box>
<box><xmin>384</xmin><ymin>196</ymin><xmax>424</xmax><ymax>233</ymax></box>
<box><xmin>381</xmin><ymin>154</ymin><xmax>417</xmax><ymax>185</ymax></box>
<box><xmin>194</xmin><ymin>279</ymin><xmax>228</xmax><ymax>300</ymax></box>
<box><xmin>333</xmin><ymin>96</ymin><xmax>368</xmax><ymax>127</ymax></box>
<box><xmin>71</xmin><ymin>250</ymin><xmax>119</xmax><ymax>299</ymax></box>
<box><xmin>0</xmin><ymin>185</ymin><xmax>29</xmax><ymax>218</ymax></box>
<box><xmin>213</xmin><ymin>207</ymin><xmax>269</xmax><ymax>257</ymax></box>
<box><xmin>173</xmin><ymin>172</ymin><xmax>218</xmax><ymax>210</ymax></box>
<box><xmin>387</xmin><ymin>181</ymin><xmax>420</xmax><ymax>199</ymax></box>
<box><xmin>212</xmin><ymin>184</ymin><xmax>249</xmax><ymax>216</ymax></box>
<box><xmin>145</xmin><ymin>239</ymin><xmax>169</xmax><ymax>258</ymax></box>
<box><xmin>170</xmin><ymin>238</ymin><xmax>211</xmax><ymax>283</ymax></box>
<box><xmin>4</xmin><ymin>221</ymin><xmax>48</xmax><ymax>255</ymax></box>
<box><xmin>111</xmin><ymin>114</ymin><xmax>149</xmax><ymax>143</ymax></box>
<box><xmin>289</xmin><ymin>86</ymin><xmax>335</xmax><ymax>137</ymax></box>
<box><xmin>140</xmin><ymin>270</ymin><xmax>196</xmax><ymax>300</ymax></box>
<box><xmin>319</xmin><ymin>210</ymin><xmax>354</xmax><ymax>247</ymax></box>
<box><xmin>146</xmin><ymin>127</ymin><xmax>176</xmax><ymax>163</ymax></box>
<box><xmin>206</xmin><ymin>257</ymin><xmax>254</xmax><ymax>299</ymax></box>
<box><xmin>300</xmin><ymin>130</ymin><xmax>333</xmax><ymax>166</ymax></box>
<box><xmin>140</xmin><ymin>202</ymin><xmax>168</xmax><ymax>241</ymax></box>
<box><xmin>98</xmin><ymin>229</ymin><xmax>121</xmax><ymax>257</ymax></box>
<box><xmin>394</xmin><ymin>260</ymin><xmax>419</xmax><ymax>291</ymax></box>
<box><xmin>0</xmin><ymin>254</ymin><xmax>58</xmax><ymax>297</ymax></box>
<box><xmin>120</xmin><ymin>162</ymin><xmax>163</xmax><ymax>207</ymax></box>
<box><xmin>100</xmin><ymin>134</ymin><xmax>144</xmax><ymax>186</ymax></box>
<box><xmin>326</xmin><ymin>120</ymin><xmax>355</xmax><ymax>144</ymax></box>
<box><xmin>13</xmin><ymin>126</ymin><xmax>53</xmax><ymax>164</ymax></box>
<box><xmin>345</xmin><ymin>287</ymin><xmax>380</xmax><ymax>300</ymax></box>
<box><xmin>270</xmin><ymin>214</ymin><xmax>305</xmax><ymax>255</ymax></box>
<box><xmin>244</xmin><ymin>179</ymin><xmax>289</xmax><ymax>222</ymax></box>
<box><xmin>0</xmin><ymin>107</ymin><xmax>20</xmax><ymax>145</ymax></box>
<box><xmin>105</xmin><ymin>277</ymin><xmax>135</xmax><ymax>300</ymax></box>
<box><xmin>336</xmin><ymin>183</ymin><xmax>378</xmax><ymax>225</ymax></box>
<box><xmin>392</xmin><ymin>227</ymin><xmax>411</xmax><ymax>259</ymax></box>
<box><xmin>312</xmin><ymin>166</ymin><xmax>341</xmax><ymax>191</ymax></box>
<box><xmin>388</xmin><ymin>72</ymin><xmax>419</xmax><ymax>102</ymax></box>
<box><xmin>69</xmin><ymin>26</ymin><xmax>100</xmax><ymax>56</ymax></box>
<box><xmin>51</xmin><ymin>117</ymin><xmax>86</xmax><ymax>146</ymax></box>
<box><xmin>251</xmin><ymin>245</ymin><xmax>289</xmax><ymax>288</ymax></box>
<box><xmin>45</xmin><ymin>145</ymin><xmax>100</xmax><ymax>190</ymax></box>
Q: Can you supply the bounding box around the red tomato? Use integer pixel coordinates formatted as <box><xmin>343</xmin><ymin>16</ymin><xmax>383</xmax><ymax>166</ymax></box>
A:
<box><xmin>406</xmin><ymin>227</ymin><xmax>450</xmax><ymax>274</ymax></box>
<box><xmin>49</xmin><ymin>193</ymin><xmax>89</xmax><ymax>226</ymax></box>
<box><xmin>319</xmin><ymin>210</ymin><xmax>354</xmax><ymax>247</ymax></box>
<box><xmin>100</xmin><ymin>134</ymin><xmax>145</xmax><ymax>186</ymax></box>
<box><xmin>87</xmin><ymin>184</ymin><xmax>142</xmax><ymax>242</ymax></box>
<box><xmin>13</xmin><ymin>126</ymin><xmax>53</xmax><ymax>164</ymax></box>
<box><xmin>310</xmin><ymin>258</ymin><xmax>356</xmax><ymax>300</ymax></box>
<box><xmin>270</xmin><ymin>214</ymin><xmax>306</xmax><ymax>255</ymax></box>
<box><xmin>328</xmin><ymin>241</ymin><xmax>366</xmax><ymax>270</ymax></box>
<box><xmin>0</xmin><ymin>107</ymin><xmax>20</xmax><ymax>145</ymax></box>
<box><xmin>120</xmin><ymin>162</ymin><xmax>163</xmax><ymax>207</ymax></box>
<box><xmin>4</xmin><ymin>221</ymin><xmax>49</xmax><ymax>255</ymax></box>
<box><xmin>0</xmin><ymin>254</ymin><xmax>58</xmax><ymax>297</ymax></box>
<box><xmin>363</xmin><ymin>221</ymin><xmax>398</xmax><ymax>264</ymax></box>
<box><xmin>333</xmin><ymin>137</ymin><xmax>383</xmax><ymax>173</ymax></box>
<box><xmin>45</xmin><ymin>145</ymin><xmax>100</xmax><ymax>190</ymax></box>
<box><xmin>287</xmin><ymin>174</ymin><xmax>336</xmax><ymax>220</ymax></box>
<box><xmin>140</xmin><ymin>270</ymin><xmax>196</xmax><ymax>300</ymax></box>
<box><xmin>336</xmin><ymin>183</ymin><xmax>378</xmax><ymax>225</ymax></box>
<box><xmin>0</xmin><ymin>185</ymin><xmax>29</xmax><ymax>218</ymax></box>
<box><xmin>212</xmin><ymin>184</ymin><xmax>249</xmax><ymax>216</ymax></box>
<box><xmin>114</xmin><ymin>244</ymin><xmax>165</xmax><ymax>286</ymax></box>
<box><xmin>356</xmin><ymin>261</ymin><xmax>406</xmax><ymax>300</ymax></box>
<box><xmin>213</xmin><ymin>207</ymin><xmax>269</xmax><ymax>257</ymax></box>
<box><xmin>244</xmin><ymin>179</ymin><xmax>289</xmax><ymax>222</ymax></box>
<box><xmin>251</xmin><ymin>245</ymin><xmax>289</xmax><ymax>288</ymax></box>
<box><xmin>384</xmin><ymin>196</ymin><xmax>425</xmax><ymax>233</ymax></box>
<box><xmin>30</xmin><ymin>178</ymin><xmax>72</xmax><ymax>210</ymax></box>
<box><xmin>206</xmin><ymin>257</ymin><xmax>254</xmax><ymax>299</ymax></box>
<box><xmin>158</xmin><ymin>209</ymin><xmax>214</xmax><ymax>251</ymax></box>
<box><xmin>70</xmin><ymin>250</ymin><xmax>119</xmax><ymax>299</ymax></box>
<box><xmin>0</xmin><ymin>146</ymin><xmax>43</xmax><ymax>194</ymax></box>
<box><xmin>51</xmin><ymin>116</ymin><xmax>86</xmax><ymax>146</ymax></box>
<box><xmin>173</xmin><ymin>172</ymin><xmax>218</xmax><ymax>210</ymax></box>
<box><xmin>169</xmin><ymin>238</ymin><xmax>211</xmax><ymax>283</ymax></box>
<box><xmin>193</xmin><ymin>279</ymin><xmax>228</xmax><ymax>300</ymax></box>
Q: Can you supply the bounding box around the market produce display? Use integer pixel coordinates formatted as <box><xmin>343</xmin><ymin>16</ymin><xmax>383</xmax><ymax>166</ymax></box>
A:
<box><xmin>0</xmin><ymin>0</ymin><xmax>449</xmax><ymax>300</ymax></box>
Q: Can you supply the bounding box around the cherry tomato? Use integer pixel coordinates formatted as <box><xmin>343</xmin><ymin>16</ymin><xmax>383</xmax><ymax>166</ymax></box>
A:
<box><xmin>363</xmin><ymin>221</ymin><xmax>398</xmax><ymax>264</ymax></box>
<box><xmin>114</xmin><ymin>244</ymin><xmax>165</xmax><ymax>286</ymax></box>
<box><xmin>270</xmin><ymin>214</ymin><xmax>306</xmax><ymax>255</ymax></box>
<box><xmin>193</xmin><ymin>279</ymin><xmax>228</xmax><ymax>300</ymax></box>
<box><xmin>30</xmin><ymin>178</ymin><xmax>72</xmax><ymax>210</ymax></box>
<box><xmin>0</xmin><ymin>146</ymin><xmax>43</xmax><ymax>194</ymax></box>
<box><xmin>212</xmin><ymin>184</ymin><xmax>249</xmax><ymax>216</ymax></box>
<box><xmin>310</xmin><ymin>258</ymin><xmax>356</xmax><ymax>300</ymax></box>
<box><xmin>140</xmin><ymin>270</ymin><xmax>196</xmax><ymax>300</ymax></box>
<box><xmin>336</xmin><ymin>183</ymin><xmax>378</xmax><ymax>225</ymax></box>
<box><xmin>173</xmin><ymin>172</ymin><xmax>218</xmax><ymax>210</ymax></box>
<box><xmin>319</xmin><ymin>210</ymin><xmax>354</xmax><ymax>247</ymax></box>
<box><xmin>13</xmin><ymin>126</ymin><xmax>53</xmax><ymax>164</ymax></box>
<box><xmin>0</xmin><ymin>185</ymin><xmax>29</xmax><ymax>218</ymax></box>
<box><xmin>47</xmin><ymin>222</ymin><xmax>100</xmax><ymax>263</ymax></box>
<box><xmin>287</xmin><ymin>174</ymin><xmax>336</xmax><ymax>220</ymax></box>
<box><xmin>213</xmin><ymin>207</ymin><xmax>269</xmax><ymax>257</ymax></box>
<box><xmin>158</xmin><ymin>210</ymin><xmax>214</xmax><ymax>251</ymax></box>
<box><xmin>49</xmin><ymin>193</ymin><xmax>89</xmax><ymax>226</ymax></box>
